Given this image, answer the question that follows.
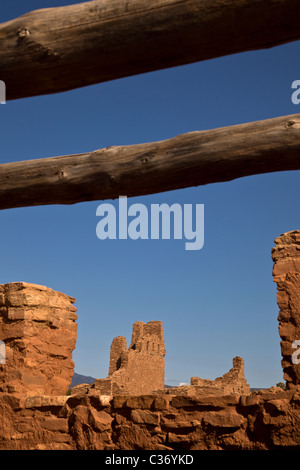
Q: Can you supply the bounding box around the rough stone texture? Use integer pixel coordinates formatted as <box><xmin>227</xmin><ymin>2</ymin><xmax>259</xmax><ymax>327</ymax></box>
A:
<box><xmin>161</xmin><ymin>357</ymin><xmax>250</xmax><ymax>397</ymax></box>
<box><xmin>272</xmin><ymin>231</ymin><xmax>300</xmax><ymax>389</ymax></box>
<box><xmin>0</xmin><ymin>282</ymin><xmax>77</xmax><ymax>396</ymax></box>
<box><xmin>108</xmin><ymin>336</ymin><xmax>127</xmax><ymax>377</ymax></box>
<box><xmin>0</xmin><ymin>388</ymin><xmax>299</xmax><ymax>450</ymax></box>
<box><xmin>191</xmin><ymin>356</ymin><xmax>250</xmax><ymax>394</ymax></box>
<box><xmin>91</xmin><ymin>321</ymin><xmax>166</xmax><ymax>396</ymax></box>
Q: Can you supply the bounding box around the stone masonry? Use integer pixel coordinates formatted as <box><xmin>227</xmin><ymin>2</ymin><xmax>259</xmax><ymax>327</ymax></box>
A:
<box><xmin>0</xmin><ymin>282</ymin><xmax>77</xmax><ymax>396</ymax></box>
<box><xmin>272</xmin><ymin>230</ymin><xmax>300</xmax><ymax>389</ymax></box>
<box><xmin>191</xmin><ymin>356</ymin><xmax>250</xmax><ymax>395</ymax></box>
<box><xmin>73</xmin><ymin>323</ymin><xmax>250</xmax><ymax>398</ymax></box>
<box><xmin>0</xmin><ymin>387</ymin><xmax>300</xmax><ymax>450</ymax></box>
<box><xmin>163</xmin><ymin>357</ymin><xmax>250</xmax><ymax>397</ymax></box>
<box><xmin>93</xmin><ymin>321</ymin><xmax>166</xmax><ymax>396</ymax></box>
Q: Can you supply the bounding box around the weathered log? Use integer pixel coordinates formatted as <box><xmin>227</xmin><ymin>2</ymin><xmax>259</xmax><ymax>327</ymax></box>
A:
<box><xmin>1</xmin><ymin>0</ymin><xmax>300</xmax><ymax>100</ymax></box>
<box><xmin>0</xmin><ymin>114</ymin><xmax>299</xmax><ymax>210</ymax></box>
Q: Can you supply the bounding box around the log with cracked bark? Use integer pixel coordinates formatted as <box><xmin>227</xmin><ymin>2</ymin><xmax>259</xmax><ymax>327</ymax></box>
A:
<box><xmin>0</xmin><ymin>114</ymin><xmax>299</xmax><ymax>210</ymax></box>
<box><xmin>1</xmin><ymin>0</ymin><xmax>300</xmax><ymax>100</ymax></box>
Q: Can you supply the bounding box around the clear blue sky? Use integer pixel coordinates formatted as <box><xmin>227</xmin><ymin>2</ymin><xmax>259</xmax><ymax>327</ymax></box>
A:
<box><xmin>1</xmin><ymin>1</ymin><xmax>300</xmax><ymax>388</ymax></box>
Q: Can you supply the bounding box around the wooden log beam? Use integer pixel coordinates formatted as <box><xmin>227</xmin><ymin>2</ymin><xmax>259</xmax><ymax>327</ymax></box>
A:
<box><xmin>1</xmin><ymin>0</ymin><xmax>300</xmax><ymax>100</ymax></box>
<box><xmin>0</xmin><ymin>114</ymin><xmax>299</xmax><ymax>210</ymax></box>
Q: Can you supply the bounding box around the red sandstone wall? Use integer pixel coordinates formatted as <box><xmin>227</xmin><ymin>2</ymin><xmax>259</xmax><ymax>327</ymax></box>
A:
<box><xmin>0</xmin><ymin>282</ymin><xmax>77</xmax><ymax>396</ymax></box>
<box><xmin>0</xmin><ymin>388</ymin><xmax>299</xmax><ymax>450</ymax></box>
<box><xmin>272</xmin><ymin>231</ymin><xmax>300</xmax><ymax>389</ymax></box>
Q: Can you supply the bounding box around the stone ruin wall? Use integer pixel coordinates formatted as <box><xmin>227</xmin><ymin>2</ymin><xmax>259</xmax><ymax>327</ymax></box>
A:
<box><xmin>0</xmin><ymin>282</ymin><xmax>77</xmax><ymax>396</ymax></box>
<box><xmin>72</xmin><ymin>322</ymin><xmax>250</xmax><ymax>398</ymax></box>
<box><xmin>1</xmin><ymin>387</ymin><xmax>300</xmax><ymax>450</ymax></box>
<box><xmin>0</xmin><ymin>230</ymin><xmax>300</xmax><ymax>449</ymax></box>
<box><xmin>92</xmin><ymin>321</ymin><xmax>166</xmax><ymax>396</ymax></box>
<box><xmin>164</xmin><ymin>356</ymin><xmax>250</xmax><ymax>397</ymax></box>
<box><xmin>272</xmin><ymin>230</ymin><xmax>300</xmax><ymax>389</ymax></box>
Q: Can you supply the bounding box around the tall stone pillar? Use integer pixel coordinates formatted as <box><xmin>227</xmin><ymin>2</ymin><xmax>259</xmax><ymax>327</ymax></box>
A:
<box><xmin>0</xmin><ymin>282</ymin><xmax>77</xmax><ymax>396</ymax></box>
<box><xmin>272</xmin><ymin>231</ymin><xmax>300</xmax><ymax>389</ymax></box>
<box><xmin>109</xmin><ymin>336</ymin><xmax>127</xmax><ymax>376</ymax></box>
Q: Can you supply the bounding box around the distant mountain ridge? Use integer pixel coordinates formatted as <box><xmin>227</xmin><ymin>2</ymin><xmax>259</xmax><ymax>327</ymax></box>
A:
<box><xmin>71</xmin><ymin>372</ymin><xmax>95</xmax><ymax>387</ymax></box>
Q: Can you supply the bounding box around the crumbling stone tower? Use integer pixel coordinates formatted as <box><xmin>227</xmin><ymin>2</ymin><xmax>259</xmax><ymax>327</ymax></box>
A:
<box><xmin>95</xmin><ymin>321</ymin><xmax>166</xmax><ymax>395</ymax></box>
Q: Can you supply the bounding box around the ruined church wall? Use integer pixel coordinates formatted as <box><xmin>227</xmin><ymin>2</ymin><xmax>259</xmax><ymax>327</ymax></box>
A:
<box><xmin>191</xmin><ymin>356</ymin><xmax>250</xmax><ymax>396</ymax></box>
<box><xmin>160</xmin><ymin>357</ymin><xmax>250</xmax><ymax>397</ymax></box>
<box><xmin>95</xmin><ymin>321</ymin><xmax>166</xmax><ymax>396</ymax></box>
<box><xmin>110</xmin><ymin>350</ymin><xmax>165</xmax><ymax>395</ymax></box>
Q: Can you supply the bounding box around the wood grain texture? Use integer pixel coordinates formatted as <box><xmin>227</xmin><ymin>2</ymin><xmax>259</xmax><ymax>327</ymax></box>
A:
<box><xmin>1</xmin><ymin>0</ymin><xmax>300</xmax><ymax>100</ymax></box>
<box><xmin>0</xmin><ymin>114</ymin><xmax>299</xmax><ymax>210</ymax></box>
